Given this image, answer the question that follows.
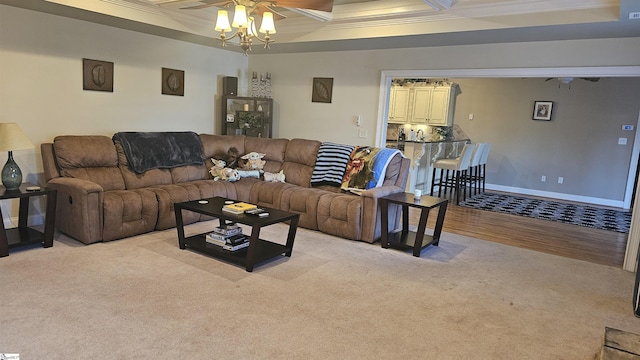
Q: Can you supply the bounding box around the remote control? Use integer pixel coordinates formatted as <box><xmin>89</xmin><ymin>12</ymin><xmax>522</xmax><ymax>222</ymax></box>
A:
<box><xmin>258</xmin><ymin>212</ymin><xmax>269</xmax><ymax>217</ymax></box>
<box><xmin>246</xmin><ymin>208</ymin><xmax>265</xmax><ymax>215</ymax></box>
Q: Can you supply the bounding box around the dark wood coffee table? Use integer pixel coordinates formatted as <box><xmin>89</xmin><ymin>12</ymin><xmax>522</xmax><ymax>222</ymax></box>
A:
<box><xmin>174</xmin><ymin>197</ymin><xmax>299</xmax><ymax>272</ymax></box>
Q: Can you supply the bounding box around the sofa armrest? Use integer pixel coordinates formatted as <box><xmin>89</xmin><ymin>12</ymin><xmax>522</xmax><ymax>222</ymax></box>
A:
<box><xmin>47</xmin><ymin>177</ymin><xmax>105</xmax><ymax>244</ymax></box>
<box><xmin>360</xmin><ymin>185</ymin><xmax>404</xmax><ymax>199</ymax></box>
<box><xmin>360</xmin><ymin>185</ymin><xmax>405</xmax><ymax>243</ymax></box>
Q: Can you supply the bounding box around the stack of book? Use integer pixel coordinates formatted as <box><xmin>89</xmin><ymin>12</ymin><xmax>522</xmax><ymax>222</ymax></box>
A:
<box><xmin>205</xmin><ymin>224</ymin><xmax>249</xmax><ymax>251</ymax></box>
<box><xmin>222</xmin><ymin>202</ymin><xmax>258</xmax><ymax>214</ymax></box>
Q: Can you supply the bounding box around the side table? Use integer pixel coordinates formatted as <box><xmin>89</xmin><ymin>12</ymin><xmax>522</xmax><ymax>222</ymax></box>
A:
<box><xmin>379</xmin><ymin>192</ymin><xmax>448</xmax><ymax>257</ymax></box>
<box><xmin>0</xmin><ymin>184</ymin><xmax>57</xmax><ymax>257</ymax></box>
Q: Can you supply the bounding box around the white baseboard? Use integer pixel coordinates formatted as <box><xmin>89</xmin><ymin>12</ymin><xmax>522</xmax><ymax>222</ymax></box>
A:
<box><xmin>486</xmin><ymin>184</ymin><xmax>626</xmax><ymax>209</ymax></box>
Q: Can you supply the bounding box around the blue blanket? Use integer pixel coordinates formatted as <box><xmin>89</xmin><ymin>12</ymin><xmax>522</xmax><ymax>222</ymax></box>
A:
<box><xmin>113</xmin><ymin>132</ymin><xmax>204</xmax><ymax>174</ymax></box>
<box><xmin>341</xmin><ymin>147</ymin><xmax>402</xmax><ymax>193</ymax></box>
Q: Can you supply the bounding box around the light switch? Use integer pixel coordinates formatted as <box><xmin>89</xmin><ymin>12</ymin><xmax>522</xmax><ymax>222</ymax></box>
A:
<box><xmin>468</xmin><ymin>113</ymin><xmax>474</xmax><ymax>120</ymax></box>
<box><xmin>619</xmin><ymin>138</ymin><xmax>628</xmax><ymax>145</ymax></box>
<box><xmin>623</xmin><ymin>125</ymin><xmax>634</xmax><ymax>131</ymax></box>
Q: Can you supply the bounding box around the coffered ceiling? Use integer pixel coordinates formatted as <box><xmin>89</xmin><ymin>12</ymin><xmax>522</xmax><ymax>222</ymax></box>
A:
<box><xmin>2</xmin><ymin>0</ymin><xmax>640</xmax><ymax>53</ymax></box>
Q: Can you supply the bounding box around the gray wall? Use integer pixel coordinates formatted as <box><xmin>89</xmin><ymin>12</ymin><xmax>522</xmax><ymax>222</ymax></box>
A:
<box><xmin>249</xmin><ymin>40</ymin><xmax>640</xmax><ymax>206</ymax></box>
<box><xmin>451</xmin><ymin>77</ymin><xmax>640</xmax><ymax>202</ymax></box>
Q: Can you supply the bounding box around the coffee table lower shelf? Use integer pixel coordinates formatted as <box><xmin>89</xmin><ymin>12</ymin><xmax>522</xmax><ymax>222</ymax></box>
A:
<box><xmin>6</xmin><ymin>227</ymin><xmax>48</xmax><ymax>248</ymax></box>
<box><xmin>183</xmin><ymin>234</ymin><xmax>292</xmax><ymax>269</ymax></box>
<box><xmin>385</xmin><ymin>230</ymin><xmax>437</xmax><ymax>253</ymax></box>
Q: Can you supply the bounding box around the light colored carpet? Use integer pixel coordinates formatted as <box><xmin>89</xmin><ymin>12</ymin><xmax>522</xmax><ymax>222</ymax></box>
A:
<box><xmin>1</xmin><ymin>222</ymin><xmax>639</xmax><ymax>359</ymax></box>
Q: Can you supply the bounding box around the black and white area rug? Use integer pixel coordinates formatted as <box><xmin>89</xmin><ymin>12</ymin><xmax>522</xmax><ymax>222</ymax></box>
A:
<box><xmin>459</xmin><ymin>192</ymin><xmax>632</xmax><ymax>233</ymax></box>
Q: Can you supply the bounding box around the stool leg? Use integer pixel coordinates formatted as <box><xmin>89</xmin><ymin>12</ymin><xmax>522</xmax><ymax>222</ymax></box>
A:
<box><xmin>455</xmin><ymin>170</ymin><xmax>460</xmax><ymax>205</ymax></box>
<box><xmin>430</xmin><ymin>167</ymin><xmax>437</xmax><ymax>196</ymax></box>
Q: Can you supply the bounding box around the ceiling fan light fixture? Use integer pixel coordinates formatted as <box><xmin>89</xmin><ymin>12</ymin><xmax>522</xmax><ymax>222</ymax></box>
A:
<box><xmin>558</xmin><ymin>77</ymin><xmax>574</xmax><ymax>84</ymax></box>
<box><xmin>231</xmin><ymin>5</ymin><xmax>248</xmax><ymax>28</ymax></box>
<box><xmin>212</xmin><ymin>0</ymin><xmax>280</xmax><ymax>55</ymax></box>
<box><xmin>214</xmin><ymin>10</ymin><xmax>231</xmax><ymax>32</ymax></box>
<box><xmin>259</xmin><ymin>12</ymin><xmax>276</xmax><ymax>34</ymax></box>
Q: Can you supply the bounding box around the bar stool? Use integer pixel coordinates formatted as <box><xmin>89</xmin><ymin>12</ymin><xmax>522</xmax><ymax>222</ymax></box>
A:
<box><xmin>430</xmin><ymin>143</ymin><xmax>476</xmax><ymax>204</ymax></box>
<box><xmin>478</xmin><ymin>143</ymin><xmax>492</xmax><ymax>193</ymax></box>
<box><xmin>465</xmin><ymin>143</ymin><xmax>489</xmax><ymax>197</ymax></box>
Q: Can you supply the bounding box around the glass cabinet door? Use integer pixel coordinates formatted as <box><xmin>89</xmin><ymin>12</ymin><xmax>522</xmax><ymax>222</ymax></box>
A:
<box><xmin>222</xmin><ymin>96</ymin><xmax>273</xmax><ymax>138</ymax></box>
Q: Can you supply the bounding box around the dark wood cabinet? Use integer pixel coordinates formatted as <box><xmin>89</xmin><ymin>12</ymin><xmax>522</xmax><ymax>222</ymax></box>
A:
<box><xmin>221</xmin><ymin>96</ymin><xmax>273</xmax><ymax>138</ymax></box>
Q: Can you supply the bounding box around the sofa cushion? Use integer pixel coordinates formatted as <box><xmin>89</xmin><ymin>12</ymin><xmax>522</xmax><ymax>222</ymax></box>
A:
<box><xmin>147</xmin><ymin>184</ymin><xmax>202</xmax><ymax>230</ymax></box>
<box><xmin>249</xmin><ymin>181</ymin><xmax>296</xmax><ymax>209</ymax></box>
<box><xmin>243</xmin><ymin>137</ymin><xmax>288</xmax><ymax>173</ymax></box>
<box><xmin>53</xmin><ymin>136</ymin><xmax>125</xmax><ymax>191</ymax></box>
<box><xmin>317</xmin><ymin>193</ymin><xmax>362</xmax><ymax>241</ymax></box>
<box><xmin>115</xmin><ymin>142</ymin><xmax>173</xmax><ymax>189</ymax></box>
<box><xmin>280</xmin><ymin>187</ymin><xmax>328</xmax><ymax>230</ymax></box>
<box><xmin>200</xmin><ymin>134</ymin><xmax>245</xmax><ymax>162</ymax></box>
<box><xmin>170</xmin><ymin>164</ymin><xmax>208</xmax><ymax>183</ymax></box>
<box><xmin>282</xmin><ymin>138</ymin><xmax>320</xmax><ymax>188</ymax></box>
<box><xmin>102</xmin><ymin>189</ymin><xmax>158</xmax><ymax>241</ymax></box>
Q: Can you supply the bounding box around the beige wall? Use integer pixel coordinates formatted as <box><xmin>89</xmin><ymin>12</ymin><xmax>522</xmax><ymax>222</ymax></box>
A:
<box><xmin>2</xmin><ymin>3</ymin><xmax>640</xmax><ymax>218</ymax></box>
<box><xmin>0</xmin><ymin>5</ymin><xmax>244</xmax><ymax>220</ymax></box>
<box><xmin>0</xmin><ymin>5</ymin><xmax>246</xmax><ymax>174</ymax></box>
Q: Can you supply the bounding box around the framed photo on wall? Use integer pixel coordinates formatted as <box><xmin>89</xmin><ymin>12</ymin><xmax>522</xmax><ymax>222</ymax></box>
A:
<box><xmin>312</xmin><ymin>77</ymin><xmax>333</xmax><ymax>103</ymax></box>
<box><xmin>82</xmin><ymin>58</ymin><xmax>113</xmax><ymax>92</ymax></box>
<box><xmin>162</xmin><ymin>67</ymin><xmax>184</xmax><ymax>96</ymax></box>
<box><xmin>532</xmin><ymin>101</ymin><xmax>553</xmax><ymax>121</ymax></box>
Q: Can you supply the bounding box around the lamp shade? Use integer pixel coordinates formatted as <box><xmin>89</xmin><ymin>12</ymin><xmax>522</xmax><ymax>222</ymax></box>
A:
<box><xmin>214</xmin><ymin>10</ymin><xmax>232</xmax><ymax>32</ymax></box>
<box><xmin>259</xmin><ymin>12</ymin><xmax>276</xmax><ymax>34</ymax></box>
<box><xmin>0</xmin><ymin>123</ymin><xmax>34</xmax><ymax>152</ymax></box>
<box><xmin>231</xmin><ymin>5</ymin><xmax>248</xmax><ymax>28</ymax></box>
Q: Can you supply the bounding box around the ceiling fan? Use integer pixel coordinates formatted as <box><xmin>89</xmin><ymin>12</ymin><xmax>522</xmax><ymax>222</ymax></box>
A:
<box><xmin>179</xmin><ymin>0</ymin><xmax>334</xmax><ymax>17</ymax></box>
<box><xmin>174</xmin><ymin>0</ymin><xmax>335</xmax><ymax>54</ymax></box>
<box><xmin>545</xmin><ymin>77</ymin><xmax>601</xmax><ymax>85</ymax></box>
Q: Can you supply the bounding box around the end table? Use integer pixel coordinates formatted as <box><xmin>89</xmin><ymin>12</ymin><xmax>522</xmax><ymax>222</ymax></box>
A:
<box><xmin>0</xmin><ymin>184</ymin><xmax>57</xmax><ymax>257</ymax></box>
<box><xmin>379</xmin><ymin>192</ymin><xmax>448</xmax><ymax>257</ymax></box>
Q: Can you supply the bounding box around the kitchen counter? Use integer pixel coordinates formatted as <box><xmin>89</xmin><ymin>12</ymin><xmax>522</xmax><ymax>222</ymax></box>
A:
<box><xmin>386</xmin><ymin>138</ymin><xmax>469</xmax><ymax>193</ymax></box>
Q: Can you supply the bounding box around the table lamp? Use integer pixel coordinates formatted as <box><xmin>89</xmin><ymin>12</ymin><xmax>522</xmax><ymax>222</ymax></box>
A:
<box><xmin>0</xmin><ymin>123</ymin><xmax>34</xmax><ymax>190</ymax></box>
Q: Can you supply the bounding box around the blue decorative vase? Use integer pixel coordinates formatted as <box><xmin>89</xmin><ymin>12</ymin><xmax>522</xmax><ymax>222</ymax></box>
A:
<box><xmin>2</xmin><ymin>151</ymin><xmax>22</xmax><ymax>190</ymax></box>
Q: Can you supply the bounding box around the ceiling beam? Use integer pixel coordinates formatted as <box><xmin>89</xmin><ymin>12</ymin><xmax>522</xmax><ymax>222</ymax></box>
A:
<box><xmin>422</xmin><ymin>0</ymin><xmax>453</xmax><ymax>11</ymax></box>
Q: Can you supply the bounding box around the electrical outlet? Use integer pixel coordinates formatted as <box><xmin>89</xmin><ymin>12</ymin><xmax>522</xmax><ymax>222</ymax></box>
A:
<box><xmin>541</xmin><ymin>175</ymin><xmax>546</xmax><ymax>182</ymax></box>
<box><xmin>558</xmin><ymin>177</ymin><xmax>564</xmax><ymax>184</ymax></box>
<box><xmin>358</xmin><ymin>129</ymin><xmax>367</xmax><ymax>138</ymax></box>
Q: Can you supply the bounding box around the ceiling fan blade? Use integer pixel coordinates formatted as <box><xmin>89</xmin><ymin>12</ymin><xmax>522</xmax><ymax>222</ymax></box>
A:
<box><xmin>544</xmin><ymin>78</ymin><xmax>553</xmax><ymax>82</ymax></box>
<box><xmin>257</xmin><ymin>4</ymin><xmax>287</xmax><ymax>20</ymax></box>
<box><xmin>180</xmin><ymin>1</ymin><xmax>230</xmax><ymax>10</ymax></box>
<box><xmin>581</xmin><ymin>78</ymin><xmax>600</xmax><ymax>82</ymax></box>
<box><xmin>271</xmin><ymin>0</ymin><xmax>333</xmax><ymax>12</ymax></box>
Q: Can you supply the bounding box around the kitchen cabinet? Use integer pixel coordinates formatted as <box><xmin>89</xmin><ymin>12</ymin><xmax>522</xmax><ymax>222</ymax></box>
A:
<box><xmin>221</xmin><ymin>96</ymin><xmax>273</xmax><ymax>138</ymax></box>
<box><xmin>411</xmin><ymin>84</ymin><xmax>457</xmax><ymax>126</ymax></box>
<box><xmin>388</xmin><ymin>87</ymin><xmax>410</xmax><ymax>123</ymax></box>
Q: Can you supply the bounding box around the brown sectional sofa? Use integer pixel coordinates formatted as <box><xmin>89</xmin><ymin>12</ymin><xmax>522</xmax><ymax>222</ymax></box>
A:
<box><xmin>40</xmin><ymin>133</ymin><xmax>410</xmax><ymax>245</ymax></box>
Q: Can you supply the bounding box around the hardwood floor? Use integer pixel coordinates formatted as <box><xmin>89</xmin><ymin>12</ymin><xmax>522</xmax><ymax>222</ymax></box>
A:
<box><xmin>411</xmin><ymin>202</ymin><xmax>629</xmax><ymax>268</ymax></box>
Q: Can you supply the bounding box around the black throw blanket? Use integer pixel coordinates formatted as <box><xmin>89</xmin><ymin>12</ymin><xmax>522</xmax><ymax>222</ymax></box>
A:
<box><xmin>113</xmin><ymin>132</ymin><xmax>204</xmax><ymax>174</ymax></box>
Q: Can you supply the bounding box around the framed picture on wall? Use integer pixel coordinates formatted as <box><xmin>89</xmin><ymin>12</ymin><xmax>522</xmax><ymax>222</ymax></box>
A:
<box><xmin>162</xmin><ymin>67</ymin><xmax>184</xmax><ymax>96</ymax></box>
<box><xmin>312</xmin><ymin>77</ymin><xmax>333</xmax><ymax>103</ymax></box>
<box><xmin>82</xmin><ymin>58</ymin><xmax>114</xmax><ymax>92</ymax></box>
<box><xmin>532</xmin><ymin>101</ymin><xmax>553</xmax><ymax>121</ymax></box>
